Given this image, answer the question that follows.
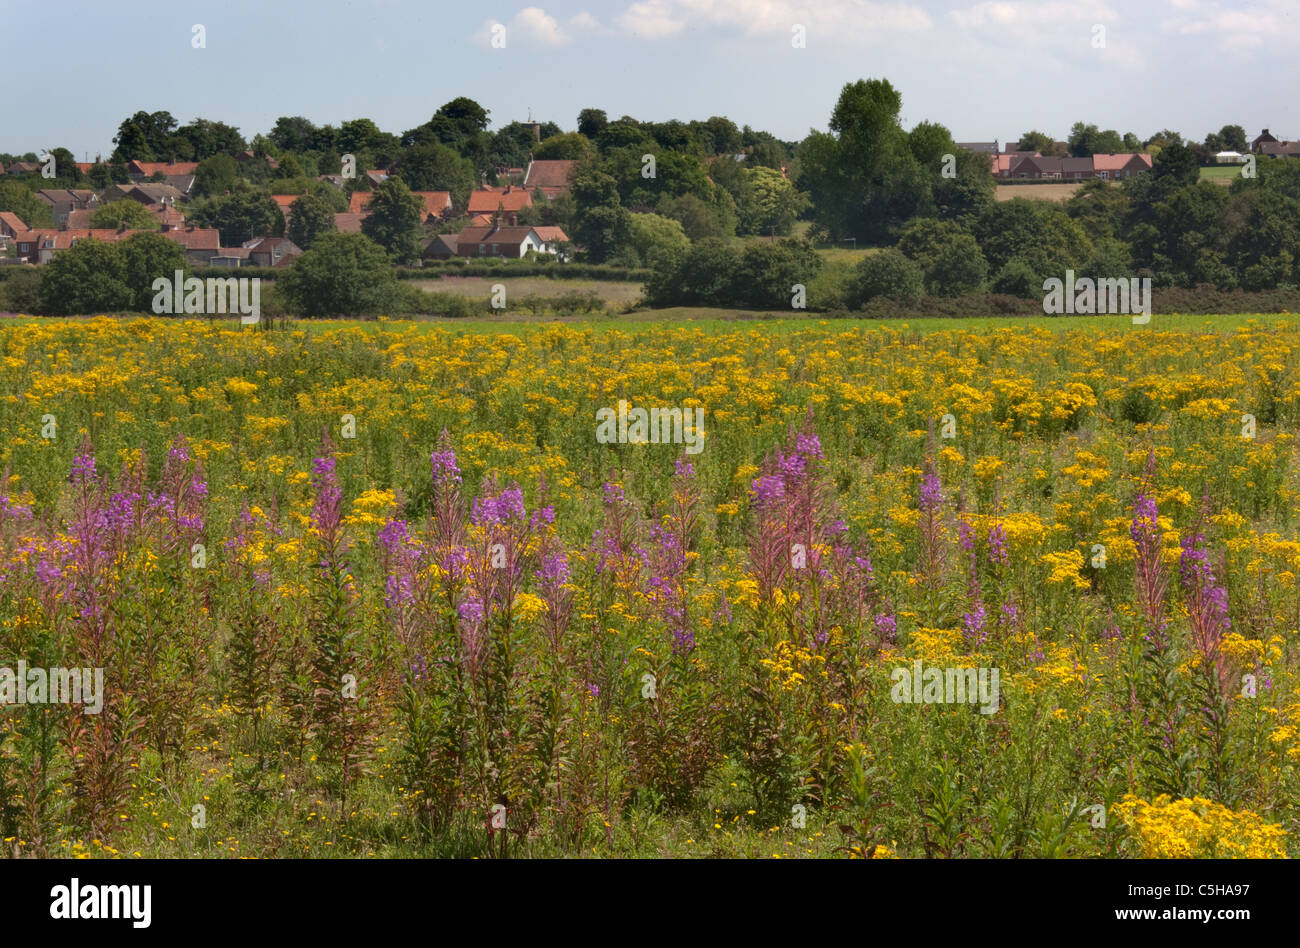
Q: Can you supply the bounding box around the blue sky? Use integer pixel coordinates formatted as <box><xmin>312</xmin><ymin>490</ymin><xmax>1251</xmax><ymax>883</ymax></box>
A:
<box><xmin>3</xmin><ymin>0</ymin><xmax>1297</xmax><ymax>160</ymax></box>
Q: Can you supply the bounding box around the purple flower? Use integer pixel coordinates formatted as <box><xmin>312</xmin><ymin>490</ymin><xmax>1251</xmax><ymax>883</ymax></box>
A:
<box><xmin>962</xmin><ymin>602</ymin><xmax>988</xmax><ymax>646</ymax></box>
<box><xmin>957</xmin><ymin>520</ymin><xmax>975</xmax><ymax>553</ymax></box>
<box><xmin>988</xmin><ymin>523</ymin><xmax>1008</xmax><ymax>566</ymax></box>
<box><xmin>796</xmin><ymin>432</ymin><xmax>823</xmax><ymax>460</ymax></box>
<box><xmin>751</xmin><ymin>474</ymin><xmax>785</xmax><ymax>509</ymax></box>
<box><xmin>919</xmin><ymin>468</ymin><xmax>943</xmax><ymax>512</ymax></box>
<box><xmin>431</xmin><ymin>448</ymin><xmax>461</xmax><ymax>485</ymax></box>
<box><xmin>874</xmin><ymin>613</ymin><xmax>897</xmax><ymax>643</ymax></box>
<box><xmin>675</xmin><ymin>458</ymin><xmax>695</xmax><ymax>479</ymax></box>
<box><xmin>70</xmin><ymin>453</ymin><xmax>98</xmax><ymax>486</ymax></box>
<box><xmin>377</xmin><ymin>519</ymin><xmax>410</xmax><ymax>555</ymax></box>
<box><xmin>602</xmin><ymin>482</ymin><xmax>625</xmax><ymax>506</ymax></box>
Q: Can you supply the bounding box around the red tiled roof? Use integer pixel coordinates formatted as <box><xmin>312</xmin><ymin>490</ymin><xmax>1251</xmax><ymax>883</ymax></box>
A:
<box><xmin>0</xmin><ymin>211</ymin><xmax>27</xmax><ymax>233</ymax></box>
<box><xmin>271</xmin><ymin>194</ymin><xmax>302</xmax><ymax>208</ymax></box>
<box><xmin>349</xmin><ymin>192</ymin><xmax>374</xmax><ymax>214</ymax></box>
<box><xmin>1091</xmin><ymin>153</ymin><xmax>1152</xmax><ymax>171</ymax></box>
<box><xmin>412</xmin><ymin>191</ymin><xmax>452</xmax><ymax>218</ymax></box>
<box><xmin>531</xmin><ymin>226</ymin><xmax>569</xmax><ymax>243</ymax></box>
<box><xmin>162</xmin><ymin>228</ymin><xmax>221</xmax><ymax>251</ymax></box>
<box><xmin>523</xmin><ymin>160</ymin><xmax>577</xmax><ymax>190</ymax></box>
<box><xmin>466</xmin><ymin>187</ymin><xmax>533</xmax><ymax>214</ymax></box>
<box><xmin>333</xmin><ymin>213</ymin><xmax>365</xmax><ymax>233</ymax></box>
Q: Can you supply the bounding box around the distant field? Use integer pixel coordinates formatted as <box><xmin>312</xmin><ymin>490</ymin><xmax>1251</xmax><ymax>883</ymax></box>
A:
<box><xmin>1200</xmin><ymin>164</ymin><xmax>1245</xmax><ymax>186</ymax></box>
<box><xmin>305</xmin><ymin>311</ymin><xmax>1300</xmax><ymax>334</ymax></box>
<box><xmin>413</xmin><ymin>275</ymin><xmax>643</xmax><ymax>305</ymax></box>
<box><xmin>994</xmin><ymin>182</ymin><xmax>1083</xmax><ymax>202</ymax></box>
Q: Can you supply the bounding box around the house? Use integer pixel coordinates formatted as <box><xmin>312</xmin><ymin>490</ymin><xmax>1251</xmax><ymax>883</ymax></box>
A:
<box><xmin>454</xmin><ymin>223</ymin><xmax>567</xmax><ymax>258</ymax></box>
<box><xmin>318</xmin><ymin>174</ymin><xmax>348</xmax><ymax>190</ymax></box>
<box><xmin>955</xmin><ymin>141</ymin><xmax>999</xmax><ymax>156</ymax></box>
<box><xmin>211</xmin><ymin>247</ymin><xmax>253</xmax><ymax>268</ymax></box>
<box><xmin>333</xmin><ymin>212</ymin><xmax>365</xmax><ymax>233</ymax></box>
<box><xmin>162</xmin><ymin>227</ymin><xmax>223</xmax><ymax>264</ymax></box>
<box><xmin>348</xmin><ymin>192</ymin><xmax>374</xmax><ymax>215</ymax></box>
<box><xmin>242</xmin><ymin>236</ymin><xmax>301</xmax><ymax>268</ymax></box>
<box><xmin>36</xmin><ymin>189</ymin><xmax>100</xmax><ymax>226</ymax></box>
<box><xmin>1062</xmin><ymin>156</ymin><xmax>1094</xmax><ymax>180</ymax></box>
<box><xmin>0</xmin><ymin>212</ymin><xmax>26</xmax><ymax>239</ymax></box>
<box><xmin>4</xmin><ymin>162</ymin><xmax>42</xmax><ymax>176</ymax></box>
<box><xmin>413</xmin><ymin>191</ymin><xmax>453</xmax><ymax>221</ymax></box>
<box><xmin>522</xmin><ymin>159</ymin><xmax>577</xmax><ymax>199</ymax></box>
<box><xmin>1009</xmin><ymin>155</ymin><xmax>1064</xmax><ymax>179</ymax></box>
<box><xmin>422</xmin><ymin>233</ymin><xmax>460</xmax><ymax>260</ymax></box>
<box><xmin>271</xmin><ymin>194</ymin><xmax>303</xmax><ymax>227</ymax></box>
<box><xmin>103</xmin><ymin>183</ymin><xmax>187</xmax><ymax>207</ymax></box>
<box><xmin>1091</xmin><ymin>153</ymin><xmax>1152</xmax><ymax>179</ymax></box>
<box><xmin>1260</xmin><ymin>141</ymin><xmax>1300</xmax><ymax>158</ymax></box>
<box><xmin>1252</xmin><ymin>129</ymin><xmax>1280</xmax><ymax>153</ymax></box>
<box><xmin>532</xmin><ymin>226</ymin><xmax>571</xmax><ymax>257</ymax></box>
<box><xmin>364</xmin><ymin>169</ymin><xmax>389</xmax><ymax>186</ymax></box>
<box><xmin>992</xmin><ymin>151</ymin><xmax>1037</xmax><ymax>176</ymax></box>
<box><xmin>127</xmin><ymin>160</ymin><xmax>199</xmax><ymax>181</ymax></box>
<box><xmin>15</xmin><ymin>228</ymin><xmax>149</xmax><ymax>263</ymax></box>
<box><xmin>466</xmin><ymin>185</ymin><xmax>533</xmax><ymax>225</ymax></box>
<box><xmin>1214</xmin><ymin>151</ymin><xmax>1248</xmax><ymax>164</ymax></box>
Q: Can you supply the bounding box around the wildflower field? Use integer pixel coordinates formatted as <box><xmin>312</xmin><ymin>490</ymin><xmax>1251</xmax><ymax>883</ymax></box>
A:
<box><xmin>1</xmin><ymin>314</ymin><xmax>1299</xmax><ymax>859</ymax></box>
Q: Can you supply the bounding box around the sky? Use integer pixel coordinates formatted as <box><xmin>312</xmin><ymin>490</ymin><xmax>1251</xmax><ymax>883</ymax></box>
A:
<box><xmin>2</xmin><ymin>0</ymin><xmax>1298</xmax><ymax>160</ymax></box>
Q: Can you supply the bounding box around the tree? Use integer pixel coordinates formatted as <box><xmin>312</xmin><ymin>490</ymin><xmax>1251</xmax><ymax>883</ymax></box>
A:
<box><xmin>1152</xmin><ymin>142</ymin><xmax>1200</xmax><ymax>188</ymax></box>
<box><xmin>403</xmin><ymin>97</ymin><xmax>490</xmax><ymax>151</ymax></box>
<box><xmin>730</xmin><ymin>239</ymin><xmax>821</xmax><ymax>308</ymax></box>
<box><xmin>361</xmin><ymin>179</ymin><xmax>424</xmax><ymax>264</ymax></box>
<box><xmin>189</xmin><ymin>188</ymin><xmax>285</xmax><ymax>245</ymax></box>
<box><xmin>289</xmin><ymin>193</ymin><xmax>337</xmax><ymax>250</ymax></box>
<box><xmin>1218</xmin><ymin>124</ymin><xmax>1248</xmax><ymax>154</ymax></box>
<box><xmin>798</xmin><ymin>78</ymin><xmax>929</xmax><ymax>242</ymax></box>
<box><xmin>270</xmin><ymin>116</ymin><xmax>319</xmax><ymax>154</ymax></box>
<box><xmin>974</xmin><ymin>198</ymin><xmax>1092</xmax><ymax>277</ymax></box>
<box><xmin>88</xmin><ymin>163</ymin><xmax>112</xmax><ymax>190</ymax></box>
<box><xmin>1068</xmin><ymin>122</ymin><xmax>1124</xmax><ymax>156</ymax></box>
<box><xmin>121</xmin><ymin>232</ymin><xmax>188</xmax><ymax>312</ymax></box>
<box><xmin>657</xmin><ymin>193</ymin><xmax>727</xmax><ymax>240</ymax></box>
<box><xmin>39</xmin><ymin>240</ymin><xmax>133</xmax><ymax>315</ymax></box>
<box><xmin>620</xmin><ymin>212</ymin><xmax>689</xmax><ymax>267</ymax></box>
<box><xmin>532</xmin><ymin>133</ymin><xmax>595</xmax><ymax>161</ymax></box>
<box><xmin>645</xmin><ymin>237</ymin><xmax>739</xmax><ymax>306</ymax></box>
<box><xmin>110</xmin><ymin>110</ymin><xmax>180</xmax><ymax>162</ymax></box>
<box><xmin>90</xmin><ymin>200</ymin><xmax>158</xmax><ymax>230</ymax></box>
<box><xmin>176</xmin><ymin>118</ymin><xmax>246</xmax><ymax>159</ymax></box>
<box><xmin>570</xmin><ymin>164</ymin><xmax>630</xmax><ymax>262</ymax></box>
<box><xmin>736</xmin><ymin>165</ymin><xmax>808</xmax><ymax>236</ymax></box>
<box><xmin>0</xmin><ymin>181</ymin><xmax>53</xmax><ymax>229</ymax></box>
<box><xmin>925</xmin><ymin>234</ymin><xmax>987</xmax><ymax>296</ymax></box>
<box><xmin>1017</xmin><ymin>130</ymin><xmax>1054</xmax><ymax>153</ymax></box>
<box><xmin>897</xmin><ymin>219</ymin><xmax>987</xmax><ymax>295</ymax></box>
<box><xmin>394</xmin><ymin>143</ymin><xmax>476</xmax><ymax>207</ymax></box>
<box><xmin>277</xmin><ymin>232</ymin><xmax>404</xmax><ymax>317</ymax></box>
<box><xmin>578</xmin><ymin>108</ymin><xmax>608</xmax><ymax>139</ymax></box>
<box><xmin>194</xmin><ymin>153</ymin><xmax>239</xmax><ymax>198</ymax></box>
<box><xmin>849</xmin><ymin>248</ymin><xmax>924</xmax><ymax>304</ymax></box>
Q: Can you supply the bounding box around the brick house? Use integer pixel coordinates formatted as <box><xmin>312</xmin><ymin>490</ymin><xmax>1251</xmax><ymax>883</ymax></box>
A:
<box><xmin>454</xmin><ymin>223</ymin><xmax>567</xmax><ymax>258</ymax></box>
<box><xmin>36</xmin><ymin>189</ymin><xmax>100</xmax><ymax>226</ymax></box>
<box><xmin>466</xmin><ymin>186</ymin><xmax>533</xmax><ymax>225</ymax></box>
<box><xmin>522</xmin><ymin>159</ymin><xmax>577</xmax><ymax>199</ymax></box>
<box><xmin>242</xmin><ymin>236</ymin><xmax>302</xmax><ymax>268</ymax></box>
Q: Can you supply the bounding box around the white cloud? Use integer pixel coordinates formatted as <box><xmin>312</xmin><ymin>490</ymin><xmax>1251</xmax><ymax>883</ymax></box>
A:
<box><xmin>617</xmin><ymin>0</ymin><xmax>932</xmax><ymax>41</ymax></box>
<box><xmin>1159</xmin><ymin>0</ymin><xmax>1292</xmax><ymax>52</ymax></box>
<box><xmin>472</xmin><ymin>7</ymin><xmax>571</xmax><ymax>47</ymax></box>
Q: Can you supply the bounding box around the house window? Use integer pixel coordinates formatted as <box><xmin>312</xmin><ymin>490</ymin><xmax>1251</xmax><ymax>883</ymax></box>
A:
<box><xmin>479</xmin><ymin>244</ymin><xmax>485</xmax><ymax>255</ymax></box>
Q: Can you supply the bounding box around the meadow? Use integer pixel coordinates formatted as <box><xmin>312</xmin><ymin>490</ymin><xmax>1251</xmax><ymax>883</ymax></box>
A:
<box><xmin>0</xmin><ymin>313</ymin><xmax>1297</xmax><ymax>858</ymax></box>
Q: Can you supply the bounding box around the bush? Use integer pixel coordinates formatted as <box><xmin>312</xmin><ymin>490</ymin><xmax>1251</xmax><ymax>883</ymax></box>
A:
<box><xmin>849</xmin><ymin>249</ymin><xmax>924</xmax><ymax>305</ymax></box>
<box><xmin>0</xmin><ymin>268</ymin><xmax>43</xmax><ymax>313</ymax></box>
<box><xmin>277</xmin><ymin>232</ymin><xmax>404</xmax><ymax>317</ymax></box>
<box><xmin>991</xmin><ymin>257</ymin><xmax>1041</xmax><ymax>298</ymax></box>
